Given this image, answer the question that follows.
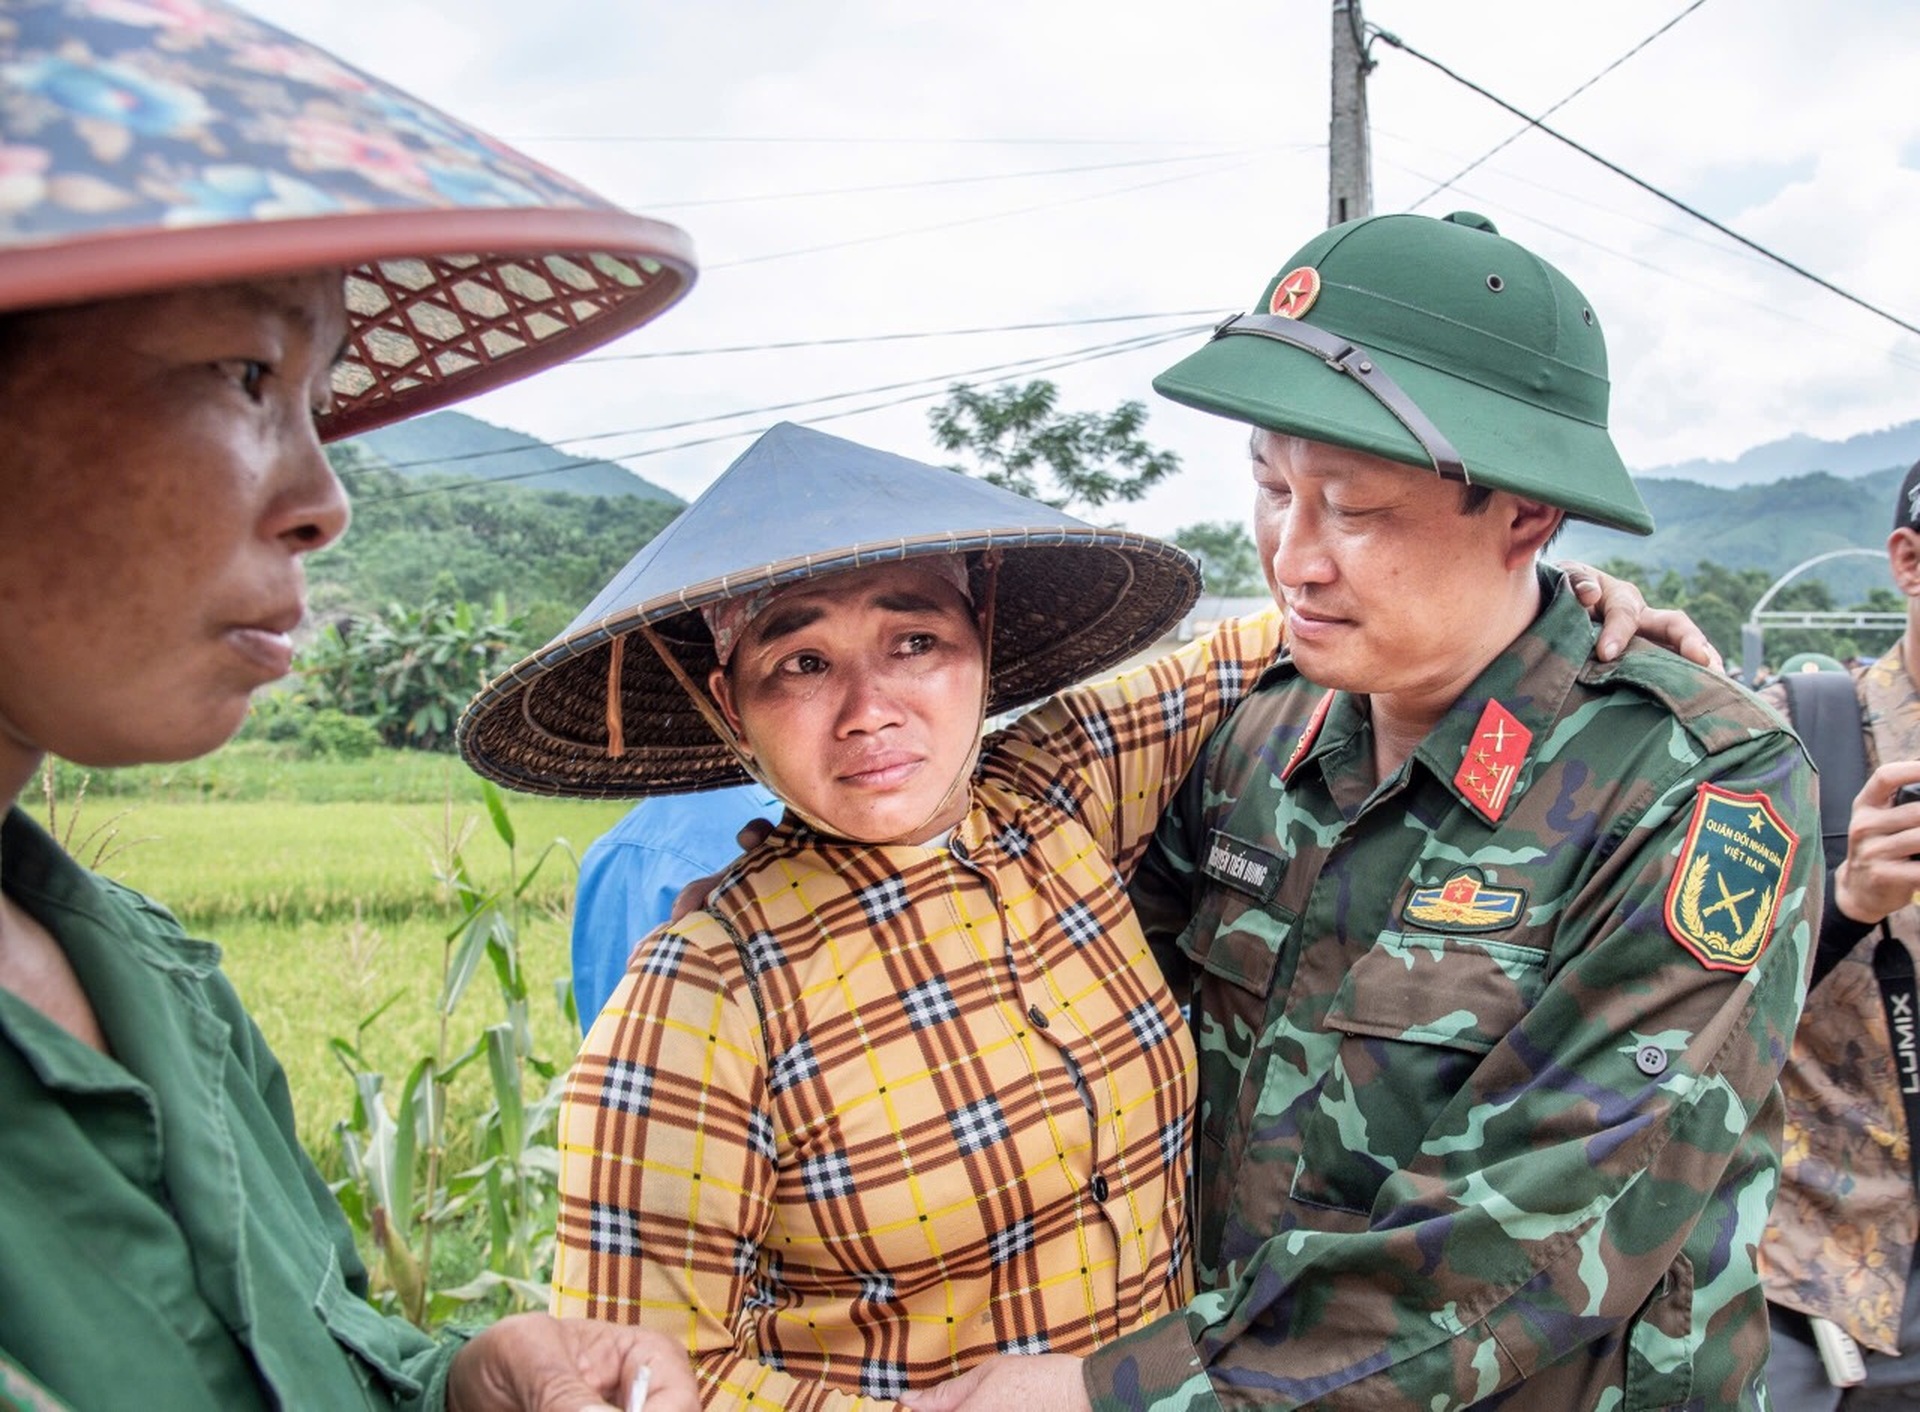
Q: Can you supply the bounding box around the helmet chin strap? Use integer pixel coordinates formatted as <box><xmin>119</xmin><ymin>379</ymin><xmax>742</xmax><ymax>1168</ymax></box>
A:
<box><xmin>634</xmin><ymin>553</ymin><xmax>1002</xmax><ymax>847</ymax></box>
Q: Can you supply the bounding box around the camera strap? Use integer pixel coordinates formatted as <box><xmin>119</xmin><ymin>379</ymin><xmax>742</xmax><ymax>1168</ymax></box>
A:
<box><xmin>1873</xmin><ymin>926</ymin><xmax>1920</xmax><ymax>1194</ymax></box>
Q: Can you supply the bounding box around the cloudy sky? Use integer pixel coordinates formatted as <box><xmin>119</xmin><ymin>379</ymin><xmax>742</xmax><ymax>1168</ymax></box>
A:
<box><xmin>249</xmin><ymin>0</ymin><xmax>1920</xmax><ymax>539</ymax></box>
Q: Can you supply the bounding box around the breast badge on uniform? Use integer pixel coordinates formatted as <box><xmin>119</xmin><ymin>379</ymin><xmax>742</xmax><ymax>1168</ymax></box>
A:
<box><xmin>1663</xmin><ymin>783</ymin><xmax>1800</xmax><ymax>972</ymax></box>
<box><xmin>1404</xmin><ymin>868</ymin><xmax>1526</xmax><ymax>934</ymax></box>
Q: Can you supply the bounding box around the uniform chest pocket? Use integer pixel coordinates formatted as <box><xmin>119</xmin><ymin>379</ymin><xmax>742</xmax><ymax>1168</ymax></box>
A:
<box><xmin>1175</xmin><ymin>889</ymin><xmax>1290</xmax><ymax>998</ymax></box>
<box><xmin>1290</xmin><ymin>932</ymin><xmax>1547</xmax><ymax>1215</ymax></box>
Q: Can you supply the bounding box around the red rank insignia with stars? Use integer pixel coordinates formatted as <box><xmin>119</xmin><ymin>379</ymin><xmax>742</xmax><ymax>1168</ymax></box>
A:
<box><xmin>1455</xmin><ymin>699</ymin><xmax>1531</xmax><ymax>823</ymax></box>
<box><xmin>1281</xmin><ymin>691</ymin><xmax>1334</xmax><ymax>783</ymax></box>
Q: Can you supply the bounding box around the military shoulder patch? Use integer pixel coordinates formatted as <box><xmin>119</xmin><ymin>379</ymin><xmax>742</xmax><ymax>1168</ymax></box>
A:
<box><xmin>1663</xmin><ymin>783</ymin><xmax>1799</xmax><ymax>972</ymax></box>
<box><xmin>1404</xmin><ymin>868</ymin><xmax>1526</xmax><ymax>934</ymax></box>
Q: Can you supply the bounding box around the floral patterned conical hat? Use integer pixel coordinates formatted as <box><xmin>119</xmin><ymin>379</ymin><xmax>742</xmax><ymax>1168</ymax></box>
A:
<box><xmin>0</xmin><ymin>0</ymin><xmax>695</xmax><ymax>439</ymax></box>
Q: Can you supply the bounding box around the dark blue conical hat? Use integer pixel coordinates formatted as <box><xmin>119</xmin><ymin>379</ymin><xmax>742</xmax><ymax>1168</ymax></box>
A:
<box><xmin>0</xmin><ymin>0</ymin><xmax>694</xmax><ymax>439</ymax></box>
<box><xmin>459</xmin><ymin>422</ymin><xmax>1201</xmax><ymax>797</ymax></box>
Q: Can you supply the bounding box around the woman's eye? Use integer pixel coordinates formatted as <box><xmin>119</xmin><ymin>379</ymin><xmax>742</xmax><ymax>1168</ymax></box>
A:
<box><xmin>901</xmin><ymin>632</ymin><xmax>937</xmax><ymax>656</ymax></box>
<box><xmin>779</xmin><ymin>652</ymin><xmax>827</xmax><ymax>676</ymax></box>
<box><xmin>221</xmin><ymin>359</ymin><xmax>270</xmax><ymax>400</ymax></box>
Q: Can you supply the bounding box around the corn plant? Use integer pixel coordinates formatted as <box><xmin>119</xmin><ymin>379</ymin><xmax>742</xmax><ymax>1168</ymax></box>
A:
<box><xmin>329</xmin><ymin>782</ymin><xmax>579</xmax><ymax>1327</ymax></box>
<box><xmin>38</xmin><ymin>759</ymin><xmax>149</xmax><ymax>872</ymax></box>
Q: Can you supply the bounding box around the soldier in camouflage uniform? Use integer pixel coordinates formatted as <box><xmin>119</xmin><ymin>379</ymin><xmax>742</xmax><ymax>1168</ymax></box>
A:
<box><xmin>906</xmin><ymin>213</ymin><xmax>1821</xmax><ymax>1410</ymax></box>
<box><xmin>1762</xmin><ymin>459</ymin><xmax>1920</xmax><ymax>1408</ymax></box>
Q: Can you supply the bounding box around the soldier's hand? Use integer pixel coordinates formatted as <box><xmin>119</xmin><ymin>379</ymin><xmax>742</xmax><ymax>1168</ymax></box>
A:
<box><xmin>1561</xmin><ymin>560</ymin><xmax>1722</xmax><ymax>672</ymax></box>
<box><xmin>665</xmin><ymin>817</ymin><xmax>776</xmax><ymax>923</ymax></box>
<box><xmin>1834</xmin><ymin>760</ymin><xmax>1920</xmax><ymax>924</ymax></box>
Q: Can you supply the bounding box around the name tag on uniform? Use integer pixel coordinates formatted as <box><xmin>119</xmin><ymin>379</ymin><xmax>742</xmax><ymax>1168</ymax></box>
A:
<box><xmin>1201</xmin><ymin>829</ymin><xmax>1284</xmax><ymax>904</ymax></box>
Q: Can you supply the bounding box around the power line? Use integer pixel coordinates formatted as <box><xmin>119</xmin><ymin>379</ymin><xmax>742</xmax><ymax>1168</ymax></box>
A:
<box><xmin>344</xmin><ymin>323</ymin><xmax>1213</xmax><ymax>488</ymax></box>
<box><xmin>1378</xmin><ymin>124</ymin><xmax>1778</xmax><ymax>274</ymax></box>
<box><xmin>642</xmin><ymin>147</ymin><xmax>1292</xmax><ymax>211</ymax></box>
<box><xmin>350</xmin><ymin>325</ymin><xmax>1204</xmax><ymax>506</ymax></box>
<box><xmin>1376</xmin><ymin>155</ymin><xmax>1920</xmax><ymax>377</ymax></box>
<box><xmin>1404</xmin><ymin>0</ymin><xmax>1708</xmax><ymax>213</ymax></box>
<box><xmin>1370</xmin><ymin>26</ymin><xmax>1920</xmax><ymax>341</ymax></box>
<box><xmin>571</xmin><ymin>309</ymin><xmax>1228</xmax><ymax>364</ymax></box>
<box><xmin>508</xmin><ymin>134</ymin><xmax>1245</xmax><ymax>147</ymax></box>
<box><xmin>710</xmin><ymin>153</ymin><xmax>1266</xmax><ymax>270</ymax></box>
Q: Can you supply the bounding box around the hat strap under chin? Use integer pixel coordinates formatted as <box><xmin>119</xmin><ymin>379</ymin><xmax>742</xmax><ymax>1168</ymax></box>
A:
<box><xmin>1210</xmin><ymin>312</ymin><xmax>1469</xmax><ymax>484</ymax></box>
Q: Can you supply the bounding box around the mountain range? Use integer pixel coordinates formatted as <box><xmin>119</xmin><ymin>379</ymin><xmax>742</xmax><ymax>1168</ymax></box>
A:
<box><xmin>1635</xmin><ymin>419</ymin><xmax>1920</xmax><ymax>489</ymax></box>
<box><xmin>1557</xmin><ymin>422</ymin><xmax>1920</xmax><ymax>600</ymax></box>
<box><xmin>344</xmin><ymin>411</ymin><xmax>1920</xmax><ymax>603</ymax></box>
<box><xmin>347</xmin><ymin>410</ymin><xmax>681</xmax><ymax>504</ymax></box>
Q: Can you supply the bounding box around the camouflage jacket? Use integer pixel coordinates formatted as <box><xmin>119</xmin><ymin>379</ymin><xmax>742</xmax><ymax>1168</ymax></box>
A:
<box><xmin>1085</xmin><ymin>572</ymin><xmax>1820</xmax><ymax>1410</ymax></box>
<box><xmin>1762</xmin><ymin>639</ymin><xmax>1920</xmax><ymax>1353</ymax></box>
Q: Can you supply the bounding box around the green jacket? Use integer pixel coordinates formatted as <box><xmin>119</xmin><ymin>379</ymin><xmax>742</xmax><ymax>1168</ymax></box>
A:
<box><xmin>0</xmin><ymin>809</ymin><xmax>461</xmax><ymax>1410</ymax></box>
<box><xmin>1088</xmin><ymin>574</ymin><xmax>1820</xmax><ymax>1409</ymax></box>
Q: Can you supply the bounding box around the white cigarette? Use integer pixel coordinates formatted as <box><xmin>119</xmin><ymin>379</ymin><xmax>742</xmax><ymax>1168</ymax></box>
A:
<box><xmin>625</xmin><ymin>1365</ymin><xmax>651</xmax><ymax>1412</ymax></box>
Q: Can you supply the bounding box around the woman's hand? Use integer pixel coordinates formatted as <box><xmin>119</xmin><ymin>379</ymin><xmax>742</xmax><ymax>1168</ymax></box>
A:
<box><xmin>1561</xmin><ymin>560</ymin><xmax>1722</xmax><ymax>671</ymax></box>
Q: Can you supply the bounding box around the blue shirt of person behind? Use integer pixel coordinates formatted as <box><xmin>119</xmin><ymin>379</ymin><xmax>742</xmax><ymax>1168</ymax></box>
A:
<box><xmin>570</xmin><ymin>783</ymin><xmax>782</xmax><ymax>1030</ymax></box>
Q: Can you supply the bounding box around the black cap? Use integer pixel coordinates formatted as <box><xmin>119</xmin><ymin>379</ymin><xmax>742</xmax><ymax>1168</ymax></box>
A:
<box><xmin>1897</xmin><ymin>459</ymin><xmax>1920</xmax><ymax>532</ymax></box>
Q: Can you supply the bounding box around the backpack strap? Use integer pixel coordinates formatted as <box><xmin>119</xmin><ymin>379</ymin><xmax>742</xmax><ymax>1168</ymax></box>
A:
<box><xmin>1780</xmin><ymin>670</ymin><xmax>1870</xmax><ymax>872</ymax></box>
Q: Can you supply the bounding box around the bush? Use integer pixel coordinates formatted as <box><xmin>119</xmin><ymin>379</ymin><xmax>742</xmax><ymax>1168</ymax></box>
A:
<box><xmin>237</xmin><ymin>694</ymin><xmax>384</xmax><ymax>760</ymax></box>
<box><xmin>299</xmin><ymin>588</ymin><xmax>530</xmax><ymax>753</ymax></box>
<box><xmin>299</xmin><ymin>709</ymin><xmax>384</xmax><ymax>760</ymax></box>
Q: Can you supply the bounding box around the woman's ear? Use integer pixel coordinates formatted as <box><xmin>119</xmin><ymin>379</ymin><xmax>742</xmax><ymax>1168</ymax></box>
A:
<box><xmin>707</xmin><ymin>666</ymin><xmax>750</xmax><ymax>755</ymax></box>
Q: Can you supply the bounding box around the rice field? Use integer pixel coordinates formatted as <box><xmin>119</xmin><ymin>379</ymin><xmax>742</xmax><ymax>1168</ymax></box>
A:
<box><xmin>28</xmin><ymin>754</ymin><xmax>634</xmax><ymax>1167</ymax></box>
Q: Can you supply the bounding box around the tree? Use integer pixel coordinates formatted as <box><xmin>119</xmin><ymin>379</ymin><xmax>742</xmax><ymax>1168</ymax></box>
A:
<box><xmin>1171</xmin><ymin>521</ymin><xmax>1264</xmax><ymax>596</ymax></box>
<box><xmin>299</xmin><ymin>584</ymin><xmax>530</xmax><ymax>752</ymax></box>
<box><xmin>928</xmin><ymin>380</ymin><xmax>1179</xmax><ymax>512</ymax></box>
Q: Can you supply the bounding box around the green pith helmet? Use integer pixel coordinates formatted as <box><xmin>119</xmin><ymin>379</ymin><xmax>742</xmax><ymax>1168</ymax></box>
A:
<box><xmin>1780</xmin><ymin>651</ymin><xmax>1848</xmax><ymax>675</ymax></box>
<box><xmin>1154</xmin><ymin>211</ymin><xmax>1654</xmax><ymax>535</ymax></box>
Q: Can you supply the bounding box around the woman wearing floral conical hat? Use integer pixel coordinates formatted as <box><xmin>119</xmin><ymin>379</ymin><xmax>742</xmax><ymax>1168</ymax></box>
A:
<box><xmin>0</xmin><ymin>2</ymin><xmax>700</xmax><ymax>1408</ymax></box>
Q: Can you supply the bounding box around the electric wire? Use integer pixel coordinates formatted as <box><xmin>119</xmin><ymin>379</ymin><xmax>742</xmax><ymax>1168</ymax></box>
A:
<box><xmin>572</xmin><ymin>309</ymin><xmax>1228</xmax><ymax>364</ymax></box>
<box><xmin>1377</xmin><ymin>153</ymin><xmax>1920</xmax><ymax>377</ymax></box>
<box><xmin>641</xmin><ymin>147</ymin><xmax>1291</xmax><ymax>211</ymax></box>
<box><xmin>1403</xmin><ymin>0</ymin><xmax>1709</xmax><ymax>213</ymax></box>
<box><xmin>1377</xmin><ymin>124</ymin><xmax>1779</xmax><ymax>272</ymax></box>
<box><xmin>344</xmin><ymin>324</ymin><xmax>1212</xmax><ymax>497</ymax></box>
<box><xmin>510</xmin><ymin>134</ymin><xmax>1246</xmax><ymax>147</ymax></box>
<box><xmin>710</xmin><ymin>153</ymin><xmax>1265</xmax><ymax>269</ymax></box>
<box><xmin>1370</xmin><ymin>26</ymin><xmax>1920</xmax><ymax>340</ymax></box>
<box><xmin>346</xmin><ymin>323</ymin><xmax>1203</xmax><ymax>476</ymax></box>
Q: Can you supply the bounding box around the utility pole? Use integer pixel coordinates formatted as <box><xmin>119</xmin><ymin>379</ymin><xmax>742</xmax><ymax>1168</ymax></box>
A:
<box><xmin>1328</xmin><ymin>0</ymin><xmax>1373</xmax><ymax>227</ymax></box>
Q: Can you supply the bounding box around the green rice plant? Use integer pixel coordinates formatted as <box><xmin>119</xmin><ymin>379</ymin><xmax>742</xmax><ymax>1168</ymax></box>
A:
<box><xmin>44</xmin><ymin>740</ymin><xmax>507</xmax><ymax>804</ymax></box>
<box><xmin>85</xmin><ymin>796</ymin><xmax>627</xmax><ymax>926</ymax></box>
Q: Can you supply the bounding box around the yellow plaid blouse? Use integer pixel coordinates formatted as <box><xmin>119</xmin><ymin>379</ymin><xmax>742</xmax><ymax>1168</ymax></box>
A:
<box><xmin>553</xmin><ymin>612</ymin><xmax>1281</xmax><ymax>1409</ymax></box>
